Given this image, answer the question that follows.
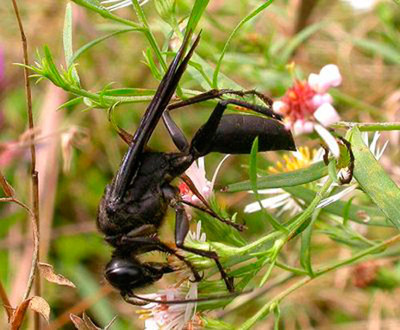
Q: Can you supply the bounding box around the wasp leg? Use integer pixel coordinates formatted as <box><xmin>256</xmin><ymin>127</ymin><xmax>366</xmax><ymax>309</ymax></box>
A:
<box><xmin>119</xmin><ymin>235</ymin><xmax>202</xmax><ymax>282</ymax></box>
<box><xmin>174</xmin><ymin>203</ymin><xmax>235</xmax><ymax>293</ymax></box>
<box><xmin>338</xmin><ymin>137</ymin><xmax>355</xmax><ymax>184</ymax></box>
<box><xmin>163</xmin><ymin>89</ymin><xmax>276</xmax><ymax>152</ymax></box>
<box><xmin>167</xmin><ymin>89</ymin><xmax>273</xmax><ymax>111</ymax></box>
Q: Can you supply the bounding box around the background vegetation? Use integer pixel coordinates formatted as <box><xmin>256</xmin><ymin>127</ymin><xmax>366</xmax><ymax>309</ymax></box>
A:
<box><xmin>1</xmin><ymin>0</ymin><xmax>400</xmax><ymax>329</ymax></box>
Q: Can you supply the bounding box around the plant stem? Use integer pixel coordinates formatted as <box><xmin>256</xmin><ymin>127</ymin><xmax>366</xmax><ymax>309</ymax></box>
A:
<box><xmin>11</xmin><ymin>1</ymin><xmax>41</xmax><ymax>329</ymax></box>
<box><xmin>239</xmin><ymin>233</ymin><xmax>400</xmax><ymax>330</ymax></box>
<box><xmin>132</xmin><ymin>0</ymin><xmax>167</xmax><ymax>71</ymax></box>
<box><xmin>332</xmin><ymin>121</ymin><xmax>400</xmax><ymax>131</ymax></box>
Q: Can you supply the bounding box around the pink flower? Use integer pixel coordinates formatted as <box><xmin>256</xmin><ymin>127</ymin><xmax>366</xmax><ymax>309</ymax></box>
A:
<box><xmin>179</xmin><ymin>156</ymin><xmax>230</xmax><ymax>205</ymax></box>
<box><xmin>273</xmin><ymin>64</ymin><xmax>342</xmax><ymax>157</ymax></box>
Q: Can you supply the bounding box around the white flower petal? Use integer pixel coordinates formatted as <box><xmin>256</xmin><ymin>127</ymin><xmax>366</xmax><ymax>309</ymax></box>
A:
<box><xmin>319</xmin><ymin>64</ymin><xmax>342</xmax><ymax>88</ymax></box>
<box><xmin>317</xmin><ymin>185</ymin><xmax>357</xmax><ymax>208</ymax></box>
<box><xmin>314</xmin><ymin>124</ymin><xmax>340</xmax><ymax>159</ymax></box>
<box><xmin>272</xmin><ymin>101</ymin><xmax>288</xmax><ymax>114</ymax></box>
<box><xmin>211</xmin><ymin>154</ymin><xmax>230</xmax><ymax>189</ymax></box>
<box><xmin>293</xmin><ymin>120</ymin><xmax>314</xmax><ymax>135</ymax></box>
<box><xmin>376</xmin><ymin>140</ymin><xmax>389</xmax><ymax>160</ymax></box>
<box><xmin>308</xmin><ymin>73</ymin><xmax>323</xmax><ymax>93</ymax></box>
<box><xmin>248</xmin><ymin>188</ymin><xmax>285</xmax><ymax>195</ymax></box>
<box><xmin>312</xmin><ymin>93</ymin><xmax>333</xmax><ymax>108</ymax></box>
<box><xmin>369</xmin><ymin>132</ymin><xmax>380</xmax><ymax>155</ymax></box>
<box><xmin>314</xmin><ymin>103</ymin><xmax>340</xmax><ymax>126</ymax></box>
<box><xmin>244</xmin><ymin>194</ymin><xmax>291</xmax><ymax>213</ymax></box>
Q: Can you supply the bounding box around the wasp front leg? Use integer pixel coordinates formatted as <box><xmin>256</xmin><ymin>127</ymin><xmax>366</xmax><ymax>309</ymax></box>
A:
<box><xmin>172</xmin><ymin>202</ymin><xmax>235</xmax><ymax>293</ymax></box>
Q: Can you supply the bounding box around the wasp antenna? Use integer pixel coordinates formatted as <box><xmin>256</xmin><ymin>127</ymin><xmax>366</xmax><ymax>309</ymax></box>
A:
<box><xmin>124</xmin><ymin>289</ymin><xmax>252</xmax><ymax>306</ymax></box>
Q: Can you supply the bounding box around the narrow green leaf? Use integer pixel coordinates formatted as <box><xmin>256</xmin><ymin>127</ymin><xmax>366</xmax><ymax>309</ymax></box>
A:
<box><xmin>225</xmin><ymin>161</ymin><xmax>328</xmax><ymax>192</ymax></box>
<box><xmin>350</xmin><ymin>126</ymin><xmax>400</xmax><ymax>229</ymax></box>
<box><xmin>278</xmin><ymin>21</ymin><xmax>325</xmax><ymax>64</ymax></box>
<box><xmin>63</xmin><ymin>3</ymin><xmax>74</xmax><ymax>67</ymax></box>
<box><xmin>144</xmin><ymin>48</ymin><xmax>162</xmax><ymax>80</ymax></box>
<box><xmin>342</xmin><ymin>197</ymin><xmax>354</xmax><ymax>227</ymax></box>
<box><xmin>57</xmin><ymin>96</ymin><xmax>83</xmax><ymax>110</ymax></box>
<box><xmin>185</xmin><ymin>0</ymin><xmax>210</xmax><ymax>34</ymax></box>
<box><xmin>284</xmin><ymin>186</ymin><xmax>389</xmax><ymax>227</ymax></box>
<box><xmin>43</xmin><ymin>46</ymin><xmax>65</xmax><ymax>86</ymax></box>
<box><xmin>327</xmin><ymin>159</ymin><xmax>339</xmax><ymax>184</ymax></box>
<box><xmin>249</xmin><ymin>138</ymin><xmax>285</xmax><ymax>231</ymax></box>
<box><xmin>273</xmin><ymin>304</ymin><xmax>281</xmax><ymax>330</ymax></box>
<box><xmin>300</xmin><ymin>210</ymin><xmax>319</xmax><ymax>276</ymax></box>
<box><xmin>71</xmin><ymin>0</ymin><xmax>142</xmax><ymax>29</ymax></box>
<box><xmin>353</xmin><ymin>38</ymin><xmax>400</xmax><ymax>65</ymax></box>
<box><xmin>71</xmin><ymin>28</ymin><xmax>138</xmax><ymax>63</ymax></box>
<box><xmin>213</xmin><ymin>0</ymin><xmax>274</xmax><ymax>88</ymax></box>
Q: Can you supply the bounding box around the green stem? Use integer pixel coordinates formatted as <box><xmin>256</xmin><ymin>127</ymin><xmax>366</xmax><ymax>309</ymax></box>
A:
<box><xmin>238</xmin><ymin>233</ymin><xmax>400</xmax><ymax>330</ymax></box>
<box><xmin>132</xmin><ymin>0</ymin><xmax>167</xmax><ymax>71</ymax></box>
<box><xmin>239</xmin><ymin>178</ymin><xmax>333</xmax><ymax>329</ymax></box>
<box><xmin>332</xmin><ymin>121</ymin><xmax>400</xmax><ymax>131</ymax></box>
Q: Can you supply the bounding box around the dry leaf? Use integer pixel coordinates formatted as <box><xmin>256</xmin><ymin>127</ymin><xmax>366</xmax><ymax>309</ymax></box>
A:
<box><xmin>38</xmin><ymin>262</ymin><xmax>76</xmax><ymax>288</ymax></box>
<box><xmin>70</xmin><ymin>314</ymin><xmax>87</xmax><ymax>330</ymax></box>
<box><xmin>10</xmin><ymin>299</ymin><xmax>31</xmax><ymax>330</ymax></box>
<box><xmin>29</xmin><ymin>296</ymin><xmax>50</xmax><ymax>323</ymax></box>
<box><xmin>70</xmin><ymin>313</ymin><xmax>101</xmax><ymax>330</ymax></box>
<box><xmin>0</xmin><ymin>172</ymin><xmax>14</xmax><ymax>197</ymax></box>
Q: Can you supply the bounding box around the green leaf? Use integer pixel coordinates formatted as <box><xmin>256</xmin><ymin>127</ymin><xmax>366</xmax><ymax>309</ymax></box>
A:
<box><xmin>225</xmin><ymin>161</ymin><xmax>327</xmax><ymax>192</ymax></box>
<box><xmin>350</xmin><ymin>126</ymin><xmax>400</xmax><ymax>229</ymax></box>
<box><xmin>249</xmin><ymin>138</ymin><xmax>285</xmax><ymax>231</ymax></box>
<box><xmin>71</xmin><ymin>0</ymin><xmax>141</xmax><ymax>29</ymax></box>
<box><xmin>71</xmin><ymin>28</ymin><xmax>138</xmax><ymax>63</ymax></box>
<box><xmin>284</xmin><ymin>186</ymin><xmax>389</xmax><ymax>227</ymax></box>
<box><xmin>185</xmin><ymin>0</ymin><xmax>210</xmax><ymax>35</ymax></box>
<box><xmin>144</xmin><ymin>48</ymin><xmax>162</xmax><ymax>80</ymax></box>
<box><xmin>278</xmin><ymin>21</ymin><xmax>325</xmax><ymax>64</ymax></box>
<box><xmin>353</xmin><ymin>38</ymin><xmax>400</xmax><ymax>65</ymax></box>
<box><xmin>327</xmin><ymin>158</ymin><xmax>339</xmax><ymax>184</ymax></box>
<box><xmin>213</xmin><ymin>0</ymin><xmax>274</xmax><ymax>88</ymax></box>
<box><xmin>63</xmin><ymin>3</ymin><xmax>75</xmax><ymax>68</ymax></box>
<box><xmin>300</xmin><ymin>210</ymin><xmax>319</xmax><ymax>276</ymax></box>
<box><xmin>57</xmin><ymin>96</ymin><xmax>83</xmax><ymax>110</ymax></box>
<box><xmin>273</xmin><ymin>304</ymin><xmax>281</xmax><ymax>330</ymax></box>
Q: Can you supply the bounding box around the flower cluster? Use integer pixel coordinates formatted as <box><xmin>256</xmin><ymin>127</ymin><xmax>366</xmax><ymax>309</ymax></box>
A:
<box><xmin>273</xmin><ymin>64</ymin><xmax>342</xmax><ymax>158</ymax></box>
<box><xmin>273</xmin><ymin>64</ymin><xmax>342</xmax><ymax>136</ymax></box>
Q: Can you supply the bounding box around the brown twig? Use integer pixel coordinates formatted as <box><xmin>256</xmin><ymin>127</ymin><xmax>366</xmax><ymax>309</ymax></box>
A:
<box><xmin>0</xmin><ymin>198</ymin><xmax>34</xmax><ymax>217</ymax></box>
<box><xmin>0</xmin><ymin>280</ymin><xmax>13</xmax><ymax>320</ymax></box>
<box><xmin>11</xmin><ymin>0</ymin><xmax>41</xmax><ymax>329</ymax></box>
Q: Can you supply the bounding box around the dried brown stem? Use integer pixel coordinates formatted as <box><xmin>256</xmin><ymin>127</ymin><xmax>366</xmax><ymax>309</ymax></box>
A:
<box><xmin>0</xmin><ymin>280</ymin><xmax>13</xmax><ymax>320</ymax></box>
<box><xmin>0</xmin><ymin>198</ymin><xmax>34</xmax><ymax>217</ymax></box>
<box><xmin>11</xmin><ymin>0</ymin><xmax>41</xmax><ymax>329</ymax></box>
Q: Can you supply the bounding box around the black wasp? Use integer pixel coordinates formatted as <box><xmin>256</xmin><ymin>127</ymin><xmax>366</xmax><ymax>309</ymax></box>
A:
<box><xmin>97</xmin><ymin>31</ymin><xmax>296</xmax><ymax>305</ymax></box>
